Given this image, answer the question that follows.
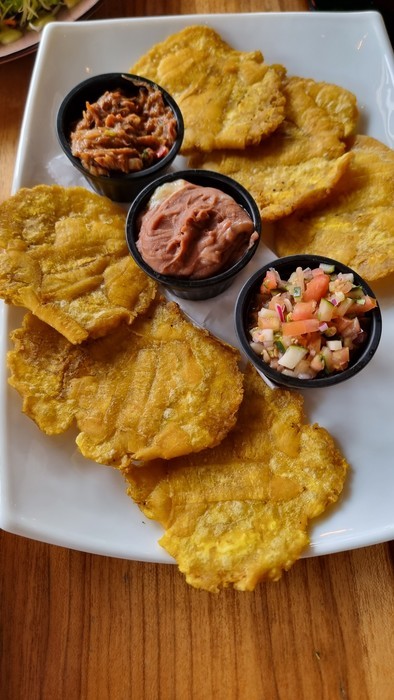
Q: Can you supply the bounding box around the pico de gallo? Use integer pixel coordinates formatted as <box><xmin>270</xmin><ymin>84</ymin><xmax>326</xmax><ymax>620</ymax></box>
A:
<box><xmin>248</xmin><ymin>263</ymin><xmax>378</xmax><ymax>379</ymax></box>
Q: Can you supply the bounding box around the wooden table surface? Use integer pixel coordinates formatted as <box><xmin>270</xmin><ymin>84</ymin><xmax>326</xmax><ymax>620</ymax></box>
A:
<box><xmin>0</xmin><ymin>2</ymin><xmax>393</xmax><ymax>699</ymax></box>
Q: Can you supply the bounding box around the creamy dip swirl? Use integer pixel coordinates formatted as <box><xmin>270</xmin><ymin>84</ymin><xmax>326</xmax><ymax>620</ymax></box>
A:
<box><xmin>137</xmin><ymin>180</ymin><xmax>258</xmax><ymax>279</ymax></box>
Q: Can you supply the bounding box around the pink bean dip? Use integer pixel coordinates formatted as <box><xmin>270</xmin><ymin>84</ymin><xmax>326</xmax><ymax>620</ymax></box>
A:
<box><xmin>136</xmin><ymin>180</ymin><xmax>259</xmax><ymax>279</ymax></box>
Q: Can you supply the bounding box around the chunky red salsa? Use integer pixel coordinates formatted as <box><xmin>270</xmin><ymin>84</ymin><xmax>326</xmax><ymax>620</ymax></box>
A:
<box><xmin>70</xmin><ymin>81</ymin><xmax>178</xmax><ymax>177</ymax></box>
<box><xmin>249</xmin><ymin>263</ymin><xmax>377</xmax><ymax>379</ymax></box>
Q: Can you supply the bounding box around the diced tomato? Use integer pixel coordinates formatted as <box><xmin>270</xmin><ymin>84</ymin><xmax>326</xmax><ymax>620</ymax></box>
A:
<box><xmin>156</xmin><ymin>145</ymin><xmax>169</xmax><ymax>158</ymax></box>
<box><xmin>348</xmin><ymin>295</ymin><xmax>377</xmax><ymax>315</ymax></box>
<box><xmin>307</xmin><ymin>332</ymin><xmax>323</xmax><ymax>355</ymax></box>
<box><xmin>258</xmin><ymin>316</ymin><xmax>281</xmax><ymax>331</ymax></box>
<box><xmin>261</xmin><ymin>269</ymin><xmax>278</xmax><ymax>291</ymax></box>
<box><xmin>291</xmin><ymin>300</ymin><xmax>317</xmax><ymax>320</ymax></box>
<box><xmin>311</xmin><ymin>267</ymin><xmax>326</xmax><ymax>277</ymax></box>
<box><xmin>281</xmin><ymin>318</ymin><xmax>320</xmax><ymax>336</ymax></box>
<box><xmin>310</xmin><ymin>354</ymin><xmax>325</xmax><ymax>372</ymax></box>
<box><xmin>249</xmin><ymin>263</ymin><xmax>378</xmax><ymax>380</ymax></box>
<box><xmin>333</xmin><ymin>297</ymin><xmax>354</xmax><ymax>317</ymax></box>
<box><xmin>294</xmin><ymin>358</ymin><xmax>316</xmax><ymax>378</ymax></box>
<box><xmin>332</xmin><ymin>347</ymin><xmax>350</xmax><ymax>370</ymax></box>
<box><xmin>340</xmin><ymin>317</ymin><xmax>361</xmax><ymax>339</ymax></box>
<box><xmin>303</xmin><ymin>273</ymin><xmax>330</xmax><ymax>302</ymax></box>
<box><xmin>333</xmin><ymin>316</ymin><xmax>354</xmax><ymax>334</ymax></box>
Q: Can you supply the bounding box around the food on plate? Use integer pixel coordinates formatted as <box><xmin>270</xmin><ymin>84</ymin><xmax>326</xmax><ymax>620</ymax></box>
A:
<box><xmin>70</xmin><ymin>80</ymin><xmax>179</xmax><ymax>177</ymax></box>
<box><xmin>296</xmin><ymin>77</ymin><xmax>358</xmax><ymax>139</ymax></box>
<box><xmin>8</xmin><ymin>299</ymin><xmax>244</xmax><ymax>465</ymax></box>
<box><xmin>130</xmin><ymin>25</ymin><xmax>287</xmax><ymax>153</ymax></box>
<box><xmin>189</xmin><ymin>76</ymin><xmax>354</xmax><ymax>221</ymax></box>
<box><xmin>271</xmin><ymin>135</ymin><xmax>394</xmax><ymax>281</ymax></box>
<box><xmin>136</xmin><ymin>179</ymin><xmax>259</xmax><ymax>278</ymax></box>
<box><xmin>5</xmin><ymin>25</ymin><xmax>387</xmax><ymax>592</ymax></box>
<box><xmin>8</xmin><ymin>312</ymin><xmax>80</xmax><ymax>434</ymax></box>
<box><xmin>0</xmin><ymin>0</ymin><xmax>81</xmax><ymax>45</ymax></box>
<box><xmin>124</xmin><ymin>365</ymin><xmax>348</xmax><ymax>592</ymax></box>
<box><xmin>71</xmin><ymin>299</ymin><xmax>244</xmax><ymax>464</ymax></box>
<box><xmin>0</xmin><ymin>185</ymin><xmax>157</xmax><ymax>344</ymax></box>
<box><xmin>248</xmin><ymin>263</ymin><xmax>378</xmax><ymax>380</ymax></box>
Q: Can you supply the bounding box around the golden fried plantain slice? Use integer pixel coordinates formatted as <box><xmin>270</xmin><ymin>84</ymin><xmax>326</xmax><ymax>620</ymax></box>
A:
<box><xmin>131</xmin><ymin>25</ymin><xmax>287</xmax><ymax>153</ymax></box>
<box><xmin>124</xmin><ymin>366</ymin><xmax>348</xmax><ymax>592</ymax></box>
<box><xmin>189</xmin><ymin>76</ymin><xmax>352</xmax><ymax>221</ymax></box>
<box><xmin>272</xmin><ymin>134</ymin><xmax>394</xmax><ymax>281</ymax></box>
<box><xmin>8</xmin><ymin>300</ymin><xmax>244</xmax><ymax>465</ymax></box>
<box><xmin>296</xmin><ymin>77</ymin><xmax>358</xmax><ymax>138</ymax></box>
<box><xmin>8</xmin><ymin>312</ymin><xmax>81</xmax><ymax>434</ymax></box>
<box><xmin>0</xmin><ymin>185</ymin><xmax>157</xmax><ymax>343</ymax></box>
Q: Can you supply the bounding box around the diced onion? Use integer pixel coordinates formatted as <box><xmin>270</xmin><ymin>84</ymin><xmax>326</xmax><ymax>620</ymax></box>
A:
<box><xmin>278</xmin><ymin>345</ymin><xmax>308</xmax><ymax>369</ymax></box>
<box><xmin>326</xmin><ymin>339</ymin><xmax>342</xmax><ymax>350</ymax></box>
<box><xmin>276</xmin><ymin>304</ymin><xmax>285</xmax><ymax>322</ymax></box>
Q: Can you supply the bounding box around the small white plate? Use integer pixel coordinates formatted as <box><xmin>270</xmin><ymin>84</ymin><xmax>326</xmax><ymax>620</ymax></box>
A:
<box><xmin>1</xmin><ymin>12</ymin><xmax>394</xmax><ymax>563</ymax></box>
<box><xmin>0</xmin><ymin>0</ymin><xmax>101</xmax><ymax>64</ymax></box>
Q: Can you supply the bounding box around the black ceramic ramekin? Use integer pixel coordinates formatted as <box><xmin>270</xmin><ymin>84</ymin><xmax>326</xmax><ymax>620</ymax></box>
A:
<box><xmin>56</xmin><ymin>72</ymin><xmax>184</xmax><ymax>202</ymax></box>
<box><xmin>235</xmin><ymin>254</ymin><xmax>382</xmax><ymax>388</ymax></box>
<box><xmin>125</xmin><ymin>169</ymin><xmax>262</xmax><ymax>301</ymax></box>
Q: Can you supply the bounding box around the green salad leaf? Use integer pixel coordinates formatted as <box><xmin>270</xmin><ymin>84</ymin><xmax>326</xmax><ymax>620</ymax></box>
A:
<box><xmin>0</xmin><ymin>0</ymin><xmax>80</xmax><ymax>44</ymax></box>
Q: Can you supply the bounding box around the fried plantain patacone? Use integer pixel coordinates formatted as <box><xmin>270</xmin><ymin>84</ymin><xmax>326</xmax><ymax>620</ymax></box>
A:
<box><xmin>124</xmin><ymin>365</ymin><xmax>349</xmax><ymax>592</ymax></box>
<box><xmin>131</xmin><ymin>25</ymin><xmax>287</xmax><ymax>154</ymax></box>
<box><xmin>271</xmin><ymin>135</ymin><xmax>394</xmax><ymax>282</ymax></box>
<box><xmin>189</xmin><ymin>76</ymin><xmax>355</xmax><ymax>222</ymax></box>
<box><xmin>0</xmin><ymin>185</ymin><xmax>158</xmax><ymax>343</ymax></box>
<box><xmin>8</xmin><ymin>300</ymin><xmax>244</xmax><ymax>466</ymax></box>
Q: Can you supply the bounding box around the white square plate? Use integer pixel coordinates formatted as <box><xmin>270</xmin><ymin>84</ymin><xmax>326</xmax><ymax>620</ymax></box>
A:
<box><xmin>1</xmin><ymin>12</ymin><xmax>394</xmax><ymax>562</ymax></box>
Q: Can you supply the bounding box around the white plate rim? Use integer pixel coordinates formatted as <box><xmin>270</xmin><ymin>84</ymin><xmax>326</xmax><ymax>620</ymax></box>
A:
<box><xmin>2</xmin><ymin>12</ymin><xmax>394</xmax><ymax>564</ymax></box>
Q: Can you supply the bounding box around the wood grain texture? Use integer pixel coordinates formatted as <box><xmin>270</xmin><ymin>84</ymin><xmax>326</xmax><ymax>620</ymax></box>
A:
<box><xmin>1</xmin><ymin>532</ymin><xmax>393</xmax><ymax>700</ymax></box>
<box><xmin>0</xmin><ymin>2</ymin><xmax>393</xmax><ymax>699</ymax></box>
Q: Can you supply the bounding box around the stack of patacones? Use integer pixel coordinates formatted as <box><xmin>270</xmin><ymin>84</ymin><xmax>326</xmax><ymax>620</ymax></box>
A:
<box><xmin>11</xmin><ymin>23</ymin><xmax>394</xmax><ymax>592</ymax></box>
<box><xmin>132</xmin><ymin>25</ymin><xmax>394</xmax><ymax>283</ymax></box>
<box><xmin>1</xmin><ymin>183</ymin><xmax>347</xmax><ymax>592</ymax></box>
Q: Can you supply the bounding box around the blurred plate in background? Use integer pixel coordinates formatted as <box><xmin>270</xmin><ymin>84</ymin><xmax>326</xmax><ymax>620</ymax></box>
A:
<box><xmin>0</xmin><ymin>0</ymin><xmax>101</xmax><ymax>64</ymax></box>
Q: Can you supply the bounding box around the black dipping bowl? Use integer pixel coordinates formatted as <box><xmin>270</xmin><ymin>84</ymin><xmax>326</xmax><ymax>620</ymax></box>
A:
<box><xmin>56</xmin><ymin>72</ymin><xmax>184</xmax><ymax>202</ymax></box>
<box><xmin>235</xmin><ymin>254</ymin><xmax>382</xmax><ymax>389</ymax></box>
<box><xmin>125</xmin><ymin>169</ymin><xmax>262</xmax><ymax>301</ymax></box>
